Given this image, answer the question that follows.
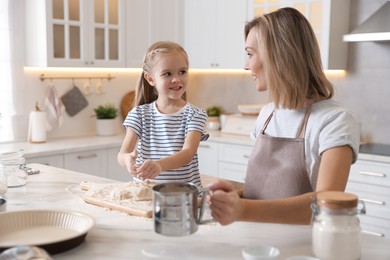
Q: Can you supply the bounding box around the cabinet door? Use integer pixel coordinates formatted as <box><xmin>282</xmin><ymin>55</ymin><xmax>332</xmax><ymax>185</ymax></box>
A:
<box><xmin>25</xmin><ymin>0</ymin><xmax>125</xmax><ymax>67</ymax></box>
<box><xmin>64</xmin><ymin>149</ymin><xmax>107</xmax><ymax>177</ymax></box>
<box><xmin>107</xmin><ymin>147</ymin><xmax>132</xmax><ymax>182</ymax></box>
<box><xmin>219</xmin><ymin>162</ymin><xmax>246</xmax><ymax>183</ymax></box>
<box><xmin>184</xmin><ymin>0</ymin><xmax>247</xmax><ymax>68</ymax></box>
<box><xmin>198</xmin><ymin>142</ymin><xmax>219</xmax><ymax>177</ymax></box>
<box><xmin>126</xmin><ymin>0</ymin><xmax>184</xmax><ymax>67</ymax></box>
<box><xmin>246</xmin><ymin>0</ymin><xmax>349</xmax><ymax>70</ymax></box>
<box><xmin>26</xmin><ymin>154</ymin><xmax>64</xmax><ymax>168</ymax></box>
<box><xmin>88</xmin><ymin>0</ymin><xmax>126</xmax><ymax>67</ymax></box>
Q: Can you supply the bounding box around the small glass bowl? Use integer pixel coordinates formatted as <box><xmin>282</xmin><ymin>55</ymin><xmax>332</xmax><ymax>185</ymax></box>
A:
<box><xmin>242</xmin><ymin>245</ymin><xmax>280</xmax><ymax>260</ymax></box>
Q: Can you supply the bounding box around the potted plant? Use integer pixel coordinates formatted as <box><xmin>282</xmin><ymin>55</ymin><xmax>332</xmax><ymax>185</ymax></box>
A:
<box><xmin>206</xmin><ymin>106</ymin><xmax>223</xmax><ymax>130</ymax></box>
<box><xmin>93</xmin><ymin>103</ymin><xmax>119</xmax><ymax>136</ymax></box>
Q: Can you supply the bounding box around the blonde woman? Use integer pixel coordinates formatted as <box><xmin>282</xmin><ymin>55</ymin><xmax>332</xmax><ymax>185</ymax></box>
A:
<box><xmin>208</xmin><ymin>8</ymin><xmax>360</xmax><ymax>225</ymax></box>
<box><xmin>118</xmin><ymin>41</ymin><xmax>208</xmax><ymax>187</ymax></box>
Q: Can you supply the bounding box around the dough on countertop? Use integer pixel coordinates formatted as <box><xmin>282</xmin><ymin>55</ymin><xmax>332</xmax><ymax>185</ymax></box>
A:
<box><xmin>109</xmin><ymin>181</ymin><xmax>155</xmax><ymax>201</ymax></box>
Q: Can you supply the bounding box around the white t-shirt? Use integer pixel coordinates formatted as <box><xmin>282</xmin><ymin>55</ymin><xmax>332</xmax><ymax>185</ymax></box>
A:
<box><xmin>123</xmin><ymin>101</ymin><xmax>209</xmax><ymax>187</ymax></box>
<box><xmin>250</xmin><ymin>99</ymin><xmax>360</xmax><ymax>189</ymax></box>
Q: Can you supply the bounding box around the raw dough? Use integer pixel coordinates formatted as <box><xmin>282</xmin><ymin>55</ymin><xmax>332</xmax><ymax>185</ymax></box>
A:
<box><xmin>109</xmin><ymin>181</ymin><xmax>154</xmax><ymax>201</ymax></box>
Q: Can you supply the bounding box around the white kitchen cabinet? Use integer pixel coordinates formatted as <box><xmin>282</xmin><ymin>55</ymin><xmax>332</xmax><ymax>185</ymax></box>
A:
<box><xmin>198</xmin><ymin>141</ymin><xmax>219</xmax><ymax>177</ymax></box>
<box><xmin>126</xmin><ymin>0</ymin><xmax>184</xmax><ymax>67</ymax></box>
<box><xmin>26</xmin><ymin>154</ymin><xmax>64</xmax><ymax>168</ymax></box>
<box><xmin>64</xmin><ymin>148</ymin><xmax>108</xmax><ymax>178</ymax></box>
<box><xmin>218</xmin><ymin>143</ymin><xmax>252</xmax><ymax>183</ymax></box>
<box><xmin>25</xmin><ymin>0</ymin><xmax>126</xmax><ymax>67</ymax></box>
<box><xmin>346</xmin><ymin>156</ymin><xmax>390</xmax><ymax>238</ymax></box>
<box><xmin>106</xmin><ymin>147</ymin><xmax>132</xmax><ymax>182</ymax></box>
<box><xmin>218</xmin><ymin>162</ymin><xmax>247</xmax><ymax>183</ymax></box>
<box><xmin>247</xmin><ymin>0</ymin><xmax>350</xmax><ymax>70</ymax></box>
<box><xmin>184</xmin><ymin>0</ymin><xmax>247</xmax><ymax>68</ymax></box>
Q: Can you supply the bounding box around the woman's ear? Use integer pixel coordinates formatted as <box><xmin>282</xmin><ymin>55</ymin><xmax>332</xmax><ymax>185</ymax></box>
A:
<box><xmin>144</xmin><ymin>73</ymin><xmax>155</xmax><ymax>86</ymax></box>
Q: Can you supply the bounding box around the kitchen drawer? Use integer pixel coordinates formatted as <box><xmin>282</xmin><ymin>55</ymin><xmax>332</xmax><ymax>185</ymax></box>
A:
<box><xmin>64</xmin><ymin>149</ymin><xmax>108</xmax><ymax>178</ymax></box>
<box><xmin>346</xmin><ymin>182</ymin><xmax>390</xmax><ymax>213</ymax></box>
<box><xmin>26</xmin><ymin>154</ymin><xmax>64</xmax><ymax>168</ymax></box>
<box><xmin>349</xmin><ymin>160</ymin><xmax>390</xmax><ymax>187</ymax></box>
<box><xmin>218</xmin><ymin>162</ymin><xmax>246</xmax><ymax>183</ymax></box>
<box><xmin>360</xmin><ymin>214</ymin><xmax>390</xmax><ymax>238</ymax></box>
<box><xmin>219</xmin><ymin>143</ymin><xmax>252</xmax><ymax>165</ymax></box>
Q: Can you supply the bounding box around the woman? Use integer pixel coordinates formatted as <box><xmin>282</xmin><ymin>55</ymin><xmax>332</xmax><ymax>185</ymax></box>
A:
<box><xmin>208</xmin><ymin>7</ymin><xmax>360</xmax><ymax>225</ymax></box>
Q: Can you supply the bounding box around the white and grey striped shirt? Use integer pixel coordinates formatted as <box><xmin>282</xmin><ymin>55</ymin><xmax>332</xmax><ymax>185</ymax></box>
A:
<box><xmin>123</xmin><ymin>101</ymin><xmax>209</xmax><ymax>187</ymax></box>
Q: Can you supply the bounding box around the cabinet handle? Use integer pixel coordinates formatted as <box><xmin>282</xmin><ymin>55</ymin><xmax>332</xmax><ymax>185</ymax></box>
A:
<box><xmin>359</xmin><ymin>171</ymin><xmax>386</xmax><ymax>178</ymax></box>
<box><xmin>199</xmin><ymin>144</ymin><xmax>210</xmax><ymax>148</ymax></box>
<box><xmin>77</xmin><ymin>153</ymin><xmax>98</xmax><ymax>159</ymax></box>
<box><xmin>360</xmin><ymin>198</ymin><xmax>385</xmax><ymax>205</ymax></box>
<box><xmin>243</xmin><ymin>155</ymin><xmax>250</xmax><ymax>159</ymax></box>
<box><xmin>361</xmin><ymin>230</ymin><xmax>385</xmax><ymax>237</ymax></box>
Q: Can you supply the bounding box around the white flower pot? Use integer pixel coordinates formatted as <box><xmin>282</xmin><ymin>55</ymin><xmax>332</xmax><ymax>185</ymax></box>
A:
<box><xmin>207</xmin><ymin>116</ymin><xmax>221</xmax><ymax>130</ymax></box>
<box><xmin>96</xmin><ymin>118</ymin><xmax>118</xmax><ymax>136</ymax></box>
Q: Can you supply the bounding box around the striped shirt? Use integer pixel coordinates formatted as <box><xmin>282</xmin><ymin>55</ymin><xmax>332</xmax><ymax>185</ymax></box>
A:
<box><xmin>123</xmin><ymin>101</ymin><xmax>209</xmax><ymax>188</ymax></box>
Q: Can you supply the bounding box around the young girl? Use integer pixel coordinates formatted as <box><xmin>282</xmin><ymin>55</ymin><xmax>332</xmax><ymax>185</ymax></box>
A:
<box><xmin>117</xmin><ymin>41</ymin><xmax>209</xmax><ymax>188</ymax></box>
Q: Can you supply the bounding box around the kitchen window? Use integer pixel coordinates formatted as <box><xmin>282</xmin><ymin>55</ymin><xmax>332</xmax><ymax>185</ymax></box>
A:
<box><xmin>0</xmin><ymin>0</ymin><xmax>25</xmax><ymax>143</ymax></box>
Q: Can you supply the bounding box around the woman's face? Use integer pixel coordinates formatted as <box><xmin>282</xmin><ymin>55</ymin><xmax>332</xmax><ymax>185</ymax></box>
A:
<box><xmin>244</xmin><ymin>28</ymin><xmax>266</xmax><ymax>92</ymax></box>
<box><xmin>144</xmin><ymin>52</ymin><xmax>188</xmax><ymax>101</ymax></box>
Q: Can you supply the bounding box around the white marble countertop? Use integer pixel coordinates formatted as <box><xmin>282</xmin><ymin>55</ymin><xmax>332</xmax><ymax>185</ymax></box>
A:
<box><xmin>0</xmin><ymin>132</ymin><xmax>256</xmax><ymax>158</ymax></box>
<box><xmin>1</xmin><ymin>164</ymin><xmax>389</xmax><ymax>259</ymax></box>
<box><xmin>0</xmin><ymin>135</ymin><xmax>126</xmax><ymax>157</ymax></box>
<box><xmin>1</xmin><ymin>133</ymin><xmax>389</xmax><ymax>163</ymax></box>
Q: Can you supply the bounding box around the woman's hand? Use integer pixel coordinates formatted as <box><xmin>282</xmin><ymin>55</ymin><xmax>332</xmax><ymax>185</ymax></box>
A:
<box><xmin>208</xmin><ymin>180</ymin><xmax>242</xmax><ymax>226</ymax></box>
<box><xmin>136</xmin><ymin>160</ymin><xmax>162</xmax><ymax>180</ymax></box>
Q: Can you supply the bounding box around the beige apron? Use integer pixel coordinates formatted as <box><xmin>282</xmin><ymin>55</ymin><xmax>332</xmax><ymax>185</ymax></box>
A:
<box><xmin>243</xmin><ymin>106</ymin><xmax>313</xmax><ymax>199</ymax></box>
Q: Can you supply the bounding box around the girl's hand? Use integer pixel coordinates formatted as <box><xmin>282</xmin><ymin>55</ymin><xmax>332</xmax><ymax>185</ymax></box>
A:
<box><xmin>124</xmin><ymin>150</ymin><xmax>139</xmax><ymax>177</ymax></box>
<box><xmin>136</xmin><ymin>160</ymin><xmax>162</xmax><ymax>180</ymax></box>
<box><xmin>208</xmin><ymin>180</ymin><xmax>241</xmax><ymax>226</ymax></box>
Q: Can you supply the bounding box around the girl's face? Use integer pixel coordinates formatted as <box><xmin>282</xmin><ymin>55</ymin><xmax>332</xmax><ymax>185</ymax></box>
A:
<box><xmin>244</xmin><ymin>28</ymin><xmax>267</xmax><ymax>92</ymax></box>
<box><xmin>145</xmin><ymin>52</ymin><xmax>188</xmax><ymax>101</ymax></box>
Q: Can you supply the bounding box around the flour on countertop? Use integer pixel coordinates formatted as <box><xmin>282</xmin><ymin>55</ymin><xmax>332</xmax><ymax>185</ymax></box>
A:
<box><xmin>84</xmin><ymin>181</ymin><xmax>156</xmax><ymax>210</ymax></box>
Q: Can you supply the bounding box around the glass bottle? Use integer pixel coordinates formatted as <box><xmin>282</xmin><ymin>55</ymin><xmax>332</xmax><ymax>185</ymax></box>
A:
<box><xmin>311</xmin><ymin>191</ymin><xmax>365</xmax><ymax>260</ymax></box>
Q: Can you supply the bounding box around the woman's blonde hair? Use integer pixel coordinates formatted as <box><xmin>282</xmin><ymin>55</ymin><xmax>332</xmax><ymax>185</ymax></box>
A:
<box><xmin>245</xmin><ymin>7</ymin><xmax>334</xmax><ymax>109</ymax></box>
<box><xmin>134</xmin><ymin>41</ymin><xmax>189</xmax><ymax>106</ymax></box>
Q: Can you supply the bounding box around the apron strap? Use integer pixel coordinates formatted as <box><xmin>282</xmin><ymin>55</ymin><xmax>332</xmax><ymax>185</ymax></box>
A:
<box><xmin>261</xmin><ymin>110</ymin><xmax>274</xmax><ymax>134</ymax></box>
<box><xmin>261</xmin><ymin>104</ymin><xmax>312</xmax><ymax>138</ymax></box>
<box><xmin>296</xmin><ymin>104</ymin><xmax>312</xmax><ymax>139</ymax></box>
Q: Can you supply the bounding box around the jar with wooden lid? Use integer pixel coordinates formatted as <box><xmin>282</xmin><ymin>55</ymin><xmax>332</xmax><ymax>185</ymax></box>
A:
<box><xmin>311</xmin><ymin>191</ymin><xmax>366</xmax><ymax>260</ymax></box>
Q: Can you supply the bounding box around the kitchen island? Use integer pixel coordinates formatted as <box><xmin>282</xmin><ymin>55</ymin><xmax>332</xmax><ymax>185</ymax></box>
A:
<box><xmin>2</xmin><ymin>164</ymin><xmax>390</xmax><ymax>259</ymax></box>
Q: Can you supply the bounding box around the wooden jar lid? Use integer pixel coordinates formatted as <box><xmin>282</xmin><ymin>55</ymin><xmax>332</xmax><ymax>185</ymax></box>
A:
<box><xmin>316</xmin><ymin>191</ymin><xmax>358</xmax><ymax>209</ymax></box>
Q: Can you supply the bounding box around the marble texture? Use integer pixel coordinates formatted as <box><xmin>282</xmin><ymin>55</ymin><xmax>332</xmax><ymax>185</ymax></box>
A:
<box><xmin>1</xmin><ymin>164</ymin><xmax>389</xmax><ymax>259</ymax></box>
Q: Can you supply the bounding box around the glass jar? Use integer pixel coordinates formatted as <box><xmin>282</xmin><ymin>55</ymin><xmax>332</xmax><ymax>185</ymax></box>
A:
<box><xmin>0</xmin><ymin>150</ymin><xmax>28</xmax><ymax>188</ymax></box>
<box><xmin>3</xmin><ymin>162</ymin><xmax>28</xmax><ymax>187</ymax></box>
<box><xmin>0</xmin><ymin>164</ymin><xmax>7</xmax><ymax>195</ymax></box>
<box><xmin>311</xmin><ymin>191</ymin><xmax>365</xmax><ymax>260</ymax></box>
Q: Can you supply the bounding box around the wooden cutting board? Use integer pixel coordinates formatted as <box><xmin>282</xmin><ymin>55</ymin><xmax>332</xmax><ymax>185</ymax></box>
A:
<box><xmin>80</xmin><ymin>177</ymin><xmax>243</xmax><ymax>219</ymax></box>
<box><xmin>120</xmin><ymin>91</ymin><xmax>135</xmax><ymax>119</ymax></box>
<box><xmin>81</xmin><ymin>181</ymin><xmax>153</xmax><ymax>218</ymax></box>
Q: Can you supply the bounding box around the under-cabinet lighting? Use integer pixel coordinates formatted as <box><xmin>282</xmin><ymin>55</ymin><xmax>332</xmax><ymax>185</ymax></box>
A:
<box><xmin>324</xmin><ymin>70</ymin><xmax>346</xmax><ymax>77</ymax></box>
<box><xmin>24</xmin><ymin>67</ymin><xmax>142</xmax><ymax>73</ymax></box>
